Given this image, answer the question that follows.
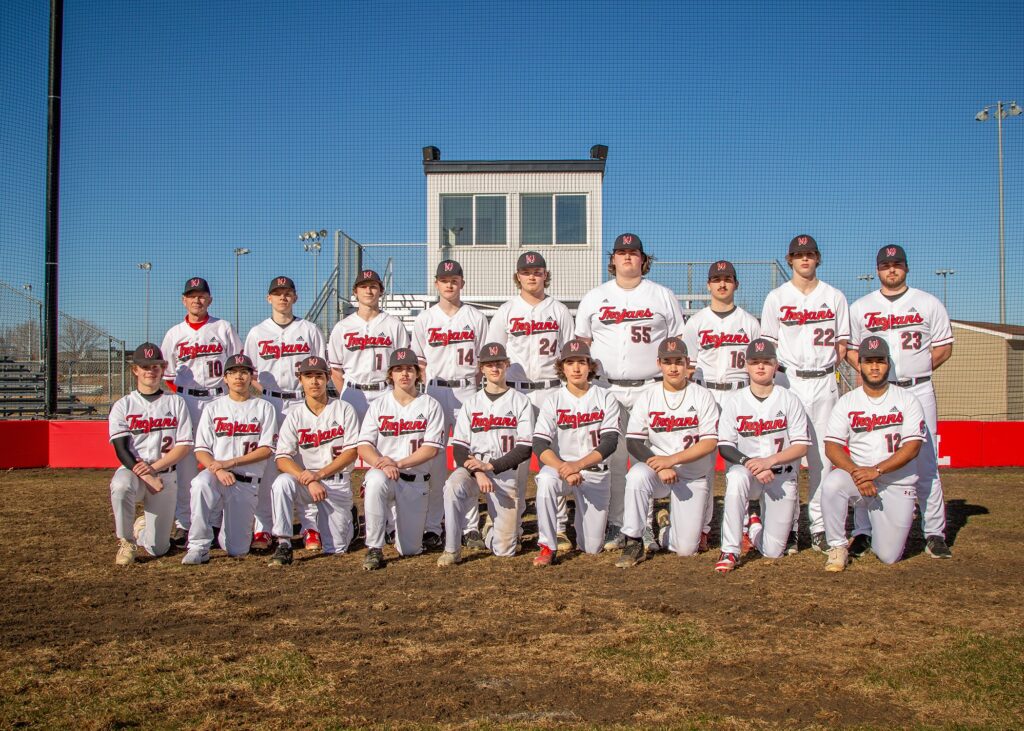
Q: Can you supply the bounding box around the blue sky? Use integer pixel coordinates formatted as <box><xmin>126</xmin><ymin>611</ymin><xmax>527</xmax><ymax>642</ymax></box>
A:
<box><xmin>2</xmin><ymin>1</ymin><xmax>1022</xmax><ymax>344</ymax></box>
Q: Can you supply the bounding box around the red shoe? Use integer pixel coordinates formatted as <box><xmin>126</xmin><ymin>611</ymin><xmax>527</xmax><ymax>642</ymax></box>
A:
<box><xmin>302</xmin><ymin>529</ymin><xmax>322</xmax><ymax>551</ymax></box>
<box><xmin>741</xmin><ymin>531</ymin><xmax>753</xmax><ymax>555</ymax></box>
<box><xmin>250</xmin><ymin>532</ymin><xmax>272</xmax><ymax>552</ymax></box>
<box><xmin>533</xmin><ymin>544</ymin><xmax>556</xmax><ymax>567</ymax></box>
<box><xmin>698</xmin><ymin>531</ymin><xmax>710</xmax><ymax>554</ymax></box>
<box><xmin>714</xmin><ymin>552</ymin><xmax>739</xmax><ymax>573</ymax></box>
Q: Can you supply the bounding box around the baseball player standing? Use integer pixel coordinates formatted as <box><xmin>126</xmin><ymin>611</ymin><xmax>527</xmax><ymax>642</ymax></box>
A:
<box><xmin>575</xmin><ymin>234</ymin><xmax>684</xmax><ymax>552</ymax></box>
<box><xmin>847</xmin><ymin>244</ymin><xmax>954</xmax><ymax>559</ymax></box>
<box><xmin>108</xmin><ymin>343</ymin><xmax>193</xmax><ymax>565</ymax></box>
<box><xmin>439</xmin><ymin>343</ymin><xmax>535</xmax><ymax>565</ymax></box>
<box><xmin>715</xmin><ymin>338</ymin><xmax>811</xmax><ymax>572</ymax></box>
<box><xmin>160</xmin><ymin>277</ymin><xmax>242</xmax><ymax>546</ymax></box>
<box><xmin>268</xmin><ymin>355</ymin><xmax>362</xmax><ymax>566</ymax></box>
<box><xmin>821</xmin><ymin>337</ymin><xmax>926</xmax><ymax>571</ymax></box>
<box><xmin>182</xmin><ymin>354</ymin><xmax>277</xmax><ymax>564</ymax></box>
<box><xmin>357</xmin><ymin>348</ymin><xmax>446</xmax><ymax>570</ymax></box>
<box><xmin>486</xmin><ymin>251</ymin><xmax>574</xmax><ymax>551</ymax></box>
<box><xmin>760</xmin><ymin>235</ymin><xmax>850</xmax><ymax>553</ymax></box>
<box><xmin>679</xmin><ymin>260</ymin><xmax>761</xmax><ymax>552</ymax></box>
<box><xmin>532</xmin><ymin>339</ymin><xmax>621</xmax><ymax>566</ymax></box>
<box><xmin>244</xmin><ymin>276</ymin><xmax>326</xmax><ymax>552</ymax></box>
<box><xmin>411</xmin><ymin>260</ymin><xmax>488</xmax><ymax>550</ymax></box>
<box><xmin>616</xmin><ymin>337</ymin><xmax>719</xmax><ymax>568</ymax></box>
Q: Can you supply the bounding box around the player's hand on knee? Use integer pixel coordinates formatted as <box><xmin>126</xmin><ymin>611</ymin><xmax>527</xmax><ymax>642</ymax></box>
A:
<box><xmin>647</xmin><ymin>456</ymin><xmax>675</xmax><ymax>473</ymax></box>
<box><xmin>566</xmin><ymin>472</ymin><xmax>583</xmax><ymax>487</ymax></box>
<box><xmin>755</xmin><ymin>469</ymin><xmax>774</xmax><ymax>485</ymax></box>
<box><xmin>557</xmin><ymin>461</ymin><xmax>579</xmax><ymax>479</ymax></box>
<box><xmin>851</xmin><ymin>466</ymin><xmax>877</xmax><ymax>485</ymax></box>
<box><xmin>856</xmin><ymin>480</ymin><xmax>877</xmax><ymax>497</ymax></box>
<box><xmin>298</xmin><ymin>469</ymin><xmax>318</xmax><ymax>486</ymax></box>
<box><xmin>383</xmin><ymin>465</ymin><xmax>400</xmax><ymax>481</ymax></box>
<box><xmin>745</xmin><ymin>457</ymin><xmax>772</xmax><ymax>475</ymax></box>
<box><xmin>216</xmin><ymin>469</ymin><xmax>236</xmax><ymax>487</ymax></box>
<box><xmin>475</xmin><ymin>472</ymin><xmax>494</xmax><ymax>493</ymax></box>
<box><xmin>309</xmin><ymin>481</ymin><xmax>327</xmax><ymax>502</ymax></box>
<box><xmin>375</xmin><ymin>456</ymin><xmax>397</xmax><ymax>471</ymax></box>
<box><xmin>657</xmin><ymin>468</ymin><xmax>678</xmax><ymax>484</ymax></box>
<box><xmin>142</xmin><ymin>474</ymin><xmax>164</xmax><ymax>494</ymax></box>
<box><xmin>465</xmin><ymin>457</ymin><xmax>486</xmax><ymax>472</ymax></box>
<box><xmin>132</xmin><ymin>460</ymin><xmax>155</xmax><ymax>477</ymax></box>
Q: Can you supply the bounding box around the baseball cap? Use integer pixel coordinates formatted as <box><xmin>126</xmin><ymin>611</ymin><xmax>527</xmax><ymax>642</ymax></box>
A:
<box><xmin>183</xmin><ymin>277</ymin><xmax>211</xmax><ymax>295</ymax></box>
<box><xmin>388</xmin><ymin>348</ymin><xmax>420</xmax><ymax>369</ymax></box>
<box><xmin>613</xmin><ymin>233</ymin><xmax>644</xmax><ymax>253</ymax></box>
<box><xmin>558</xmin><ymin>338</ymin><xmax>592</xmax><ymax>361</ymax></box>
<box><xmin>296</xmin><ymin>355</ymin><xmax>330</xmax><ymax>375</ymax></box>
<box><xmin>268</xmin><ymin>275</ymin><xmax>296</xmax><ymax>293</ymax></box>
<box><xmin>745</xmin><ymin>338</ymin><xmax>777</xmax><ymax>361</ymax></box>
<box><xmin>132</xmin><ymin>342</ymin><xmax>166</xmax><ymax>366</ymax></box>
<box><xmin>858</xmin><ymin>336</ymin><xmax>891</xmax><ymax>360</ymax></box>
<box><xmin>876</xmin><ymin>244</ymin><xmax>908</xmax><ymax>266</ymax></box>
<box><xmin>354</xmin><ymin>269</ymin><xmax>383</xmax><ymax>287</ymax></box>
<box><xmin>478</xmin><ymin>342</ymin><xmax>509</xmax><ymax>364</ymax></box>
<box><xmin>657</xmin><ymin>337</ymin><xmax>688</xmax><ymax>360</ymax></box>
<box><xmin>435</xmin><ymin>259</ymin><xmax>464</xmax><ymax>278</ymax></box>
<box><xmin>224</xmin><ymin>353</ymin><xmax>255</xmax><ymax>372</ymax></box>
<box><xmin>788</xmin><ymin>234</ymin><xmax>819</xmax><ymax>256</ymax></box>
<box><xmin>516</xmin><ymin>251</ymin><xmax>547</xmax><ymax>270</ymax></box>
<box><xmin>707</xmin><ymin>260</ymin><xmax>737</xmax><ymax>281</ymax></box>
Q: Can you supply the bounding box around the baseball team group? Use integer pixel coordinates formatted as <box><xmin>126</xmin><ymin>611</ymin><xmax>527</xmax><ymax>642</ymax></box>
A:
<box><xmin>108</xmin><ymin>232</ymin><xmax>954</xmax><ymax>574</ymax></box>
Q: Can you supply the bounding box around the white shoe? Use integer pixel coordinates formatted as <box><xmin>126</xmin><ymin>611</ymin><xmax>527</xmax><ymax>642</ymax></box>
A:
<box><xmin>115</xmin><ymin>538</ymin><xmax>137</xmax><ymax>566</ymax></box>
<box><xmin>181</xmin><ymin>549</ymin><xmax>210</xmax><ymax>565</ymax></box>
<box><xmin>825</xmin><ymin>545</ymin><xmax>849</xmax><ymax>572</ymax></box>
<box><xmin>437</xmin><ymin>549</ymin><xmax>461</xmax><ymax>567</ymax></box>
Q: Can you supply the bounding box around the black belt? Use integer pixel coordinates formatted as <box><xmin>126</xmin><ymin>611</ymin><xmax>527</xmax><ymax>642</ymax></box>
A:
<box><xmin>699</xmin><ymin>380</ymin><xmax>743</xmax><ymax>391</ymax></box>
<box><xmin>180</xmin><ymin>386</ymin><xmax>223</xmax><ymax>397</ymax></box>
<box><xmin>780</xmin><ymin>364</ymin><xmax>835</xmax><ymax>379</ymax></box>
<box><xmin>607</xmin><ymin>376</ymin><xmax>663</xmax><ymax>387</ymax></box>
<box><xmin>399</xmin><ymin>472</ymin><xmax>429</xmax><ymax>482</ymax></box>
<box><xmin>157</xmin><ymin>466</ymin><xmax>176</xmax><ymax>475</ymax></box>
<box><xmin>892</xmin><ymin>376</ymin><xmax>931</xmax><ymax>387</ymax></box>
<box><xmin>584</xmin><ymin>464</ymin><xmax>609</xmax><ymax>473</ymax></box>
<box><xmin>430</xmin><ymin>378</ymin><xmax>473</xmax><ymax>388</ymax></box>
<box><xmin>348</xmin><ymin>381</ymin><xmax>386</xmax><ymax>392</ymax></box>
<box><xmin>268</xmin><ymin>390</ymin><xmax>299</xmax><ymax>399</ymax></box>
<box><xmin>512</xmin><ymin>379</ymin><xmax>561</xmax><ymax>391</ymax></box>
<box><xmin>231</xmin><ymin>473</ymin><xmax>255</xmax><ymax>483</ymax></box>
<box><xmin>770</xmin><ymin>465</ymin><xmax>794</xmax><ymax>475</ymax></box>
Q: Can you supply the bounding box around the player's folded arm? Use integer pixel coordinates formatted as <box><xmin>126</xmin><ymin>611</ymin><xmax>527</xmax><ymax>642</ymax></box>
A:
<box><xmin>718</xmin><ymin>444</ymin><xmax>749</xmax><ymax>466</ymax></box>
<box><xmin>626</xmin><ymin>437</ymin><xmax>656</xmax><ymax>463</ymax></box>
<box><xmin>488</xmin><ymin>443</ymin><xmax>532</xmax><ymax>474</ymax></box>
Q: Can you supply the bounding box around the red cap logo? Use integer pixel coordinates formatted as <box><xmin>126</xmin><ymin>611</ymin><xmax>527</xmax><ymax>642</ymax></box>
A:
<box><xmin>488</xmin><ymin>345</ymin><xmax>499</xmax><ymax>356</ymax></box>
<box><xmin>307</xmin><ymin>357</ymin><xmax>316</xmax><ymax>365</ymax></box>
<box><xmin>362</xmin><ymin>270</ymin><xmax>373</xmax><ymax>279</ymax></box>
<box><xmin>276</xmin><ymin>277</ymin><xmax>287</xmax><ymax>286</ymax></box>
<box><xmin>189</xmin><ymin>278</ymin><xmax>200</xmax><ymax>287</ymax></box>
<box><xmin>887</xmin><ymin>247</ymin><xmax>897</xmax><ymax>257</ymax></box>
<box><xmin>666</xmin><ymin>340</ymin><xmax>677</xmax><ymax>351</ymax></box>
<box><xmin>623</xmin><ymin>235</ymin><xmax>633</xmax><ymax>245</ymax></box>
<box><xmin>444</xmin><ymin>262</ymin><xmax>453</xmax><ymax>272</ymax></box>
<box><xmin>396</xmin><ymin>350</ymin><xmax>406</xmax><ymax>359</ymax></box>
<box><xmin>717</xmin><ymin>262</ymin><xmax>727</xmax><ymax>271</ymax></box>
<box><xmin>755</xmin><ymin>342</ymin><xmax>765</xmax><ymax>352</ymax></box>
<box><xmin>798</xmin><ymin>236</ymin><xmax>808</xmax><ymax>245</ymax></box>
<box><xmin>868</xmin><ymin>339</ymin><xmax>880</xmax><ymax>350</ymax></box>
<box><xmin>526</xmin><ymin>254</ymin><xmax>535</xmax><ymax>264</ymax></box>
<box><xmin>144</xmin><ymin>347</ymin><xmax>154</xmax><ymax>358</ymax></box>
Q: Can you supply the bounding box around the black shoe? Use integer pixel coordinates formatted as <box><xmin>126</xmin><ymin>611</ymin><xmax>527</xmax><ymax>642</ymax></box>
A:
<box><xmin>748</xmin><ymin>500</ymin><xmax>761</xmax><ymax>519</ymax></box>
<box><xmin>268</xmin><ymin>541</ymin><xmax>293</xmax><ymax>566</ymax></box>
<box><xmin>785</xmin><ymin>531</ymin><xmax>799</xmax><ymax>555</ymax></box>
<box><xmin>170</xmin><ymin>526</ymin><xmax>187</xmax><ymax>549</ymax></box>
<box><xmin>422</xmin><ymin>531</ymin><xmax>443</xmax><ymax>551</ymax></box>
<box><xmin>925</xmin><ymin>535</ymin><xmax>952</xmax><ymax>559</ymax></box>
<box><xmin>615</xmin><ymin>537</ymin><xmax>646</xmax><ymax>568</ymax></box>
<box><xmin>811</xmin><ymin>532</ymin><xmax>829</xmax><ymax>553</ymax></box>
<box><xmin>463</xmin><ymin>529</ymin><xmax>486</xmax><ymax>550</ymax></box>
<box><xmin>849</xmin><ymin>534</ymin><xmax>872</xmax><ymax>558</ymax></box>
<box><xmin>363</xmin><ymin>547</ymin><xmax>386</xmax><ymax>571</ymax></box>
<box><xmin>384</xmin><ymin>530</ymin><xmax>396</xmax><ymax>545</ymax></box>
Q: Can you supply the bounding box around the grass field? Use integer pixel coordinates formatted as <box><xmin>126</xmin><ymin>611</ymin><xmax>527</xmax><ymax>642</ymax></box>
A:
<box><xmin>1</xmin><ymin>467</ymin><xmax>1022</xmax><ymax>729</ymax></box>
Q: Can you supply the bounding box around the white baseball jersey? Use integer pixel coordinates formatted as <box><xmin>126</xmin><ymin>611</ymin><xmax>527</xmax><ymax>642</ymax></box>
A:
<box><xmin>487</xmin><ymin>295</ymin><xmax>574</xmax><ymax>383</ymax></box>
<box><xmin>849</xmin><ymin>288</ymin><xmax>954</xmax><ymax>380</ymax></box>
<box><xmin>327</xmin><ymin>311</ymin><xmax>410</xmax><ymax>385</ymax></box>
<box><xmin>160</xmin><ymin>317</ymin><xmax>242</xmax><ymax>391</ymax></box>
<box><xmin>534</xmin><ymin>385</ymin><xmax>621</xmax><ymax>463</ymax></box>
<box><xmin>357</xmin><ymin>391</ymin><xmax>446</xmax><ymax>477</ymax></box>
<box><xmin>575</xmin><ymin>279</ymin><xmax>684</xmax><ymax>380</ymax></box>
<box><xmin>760</xmin><ymin>281</ymin><xmax>851</xmax><ymax>370</ymax></box>
<box><xmin>451</xmin><ymin>388</ymin><xmax>535</xmax><ymax>464</ymax></box>
<box><xmin>276</xmin><ymin>398</ymin><xmax>361</xmax><ymax>473</ymax></box>
<box><xmin>244</xmin><ymin>317</ymin><xmax>326</xmax><ymax>394</ymax></box>
<box><xmin>718</xmin><ymin>386</ymin><xmax>812</xmax><ymax>465</ymax></box>
<box><xmin>625</xmin><ymin>384</ymin><xmax>720</xmax><ymax>480</ymax></box>
<box><xmin>680</xmin><ymin>306</ymin><xmax>761</xmax><ymax>384</ymax></box>
<box><xmin>194</xmin><ymin>395</ymin><xmax>278</xmax><ymax>478</ymax></box>
<box><xmin>825</xmin><ymin>386</ymin><xmax>926</xmax><ymax>487</ymax></box>
<box><xmin>411</xmin><ymin>303</ymin><xmax>489</xmax><ymax>381</ymax></box>
<box><xmin>108</xmin><ymin>390</ymin><xmax>194</xmax><ymax>462</ymax></box>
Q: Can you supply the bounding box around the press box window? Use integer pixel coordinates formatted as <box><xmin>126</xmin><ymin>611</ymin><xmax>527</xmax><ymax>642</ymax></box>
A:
<box><xmin>520</xmin><ymin>194</ymin><xmax>587</xmax><ymax>245</ymax></box>
<box><xmin>440</xmin><ymin>195</ymin><xmax>507</xmax><ymax>245</ymax></box>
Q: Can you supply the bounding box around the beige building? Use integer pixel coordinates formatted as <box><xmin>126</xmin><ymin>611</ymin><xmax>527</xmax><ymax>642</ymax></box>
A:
<box><xmin>933</xmin><ymin>320</ymin><xmax>1024</xmax><ymax>421</ymax></box>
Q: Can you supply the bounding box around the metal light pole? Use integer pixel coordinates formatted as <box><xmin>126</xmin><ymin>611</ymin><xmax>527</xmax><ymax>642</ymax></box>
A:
<box><xmin>976</xmin><ymin>100</ymin><xmax>1021</xmax><ymax>324</ymax></box>
<box><xmin>300</xmin><ymin>230</ymin><xmax>326</xmax><ymax>300</ymax></box>
<box><xmin>137</xmin><ymin>262</ymin><xmax>152</xmax><ymax>341</ymax></box>
<box><xmin>233</xmin><ymin>247</ymin><xmax>250</xmax><ymax>332</ymax></box>
<box><xmin>935</xmin><ymin>269</ymin><xmax>956</xmax><ymax>310</ymax></box>
<box><xmin>22</xmin><ymin>284</ymin><xmax>34</xmax><ymax>360</ymax></box>
<box><xmin>857</xmin><ymin>273</ymin><xmax>875</xmax><ymax>294</ymax></box>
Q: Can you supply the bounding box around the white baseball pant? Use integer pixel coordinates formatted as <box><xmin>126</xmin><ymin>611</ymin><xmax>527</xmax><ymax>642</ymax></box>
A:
<box><xmin>174</xmin><ymin>391</ymin><xmax>218</xmax><ymax>530</ymax></box>
<box><xmin>258</xmin><ymin>393</ymin><xmax>311</xmax><ymax>537</ymax></box>
<box><xmin>187</xmin><ymin>469</ymin><xmax>258</xmax><ymax>556</ymax></box>
<box><xmin>721</xmin><ymin>464</ymin><xmax>799</xmax><ymax>558</ymax></box>
<box><xmin>271</xmin><ymin>473</ymin><xmax>354</xmax><ymax>554</ymax></box>
<box><xmin>701</xmin><ymin>386</ymin><xmax>741</xmax><ymax>535</ymax></box>
<box><xmin>340</xmin><ymin>382</ymin><xmax>393</xmax><ymax>532</ymax></box>
<box><xmin>513</xmin><ymin>386</ymin><xmax>567</xmax><ymax>536</ymax></box>
<box><xmin>535</xmin><ymin>465</ymin><xmax>610</xmax><ymax>554</ymax></box>
<box><xmin>605</xmin><ymin>382</ymin><xmax>651</xmax><ymax>528</ymax></box>
<box><xmin>363</xmin><ymin>468</ymin><xmax>429</xmax><ymax>556</ymax></box>
<box><xmin>443</xmin><ymin>467</ymin><xmax>519</xmax><ymax>557</ymax></box>
<box><xmin>425</xmin><ymin>382</ymin><xmax>479</xmax><ymax>536</ymax></box>
<box><xmin>622</xmin><ymin>462</ymin><xmax>709</xmax><ymax>556</ymax></box>
<box><xmin>822</xmin><ymin>470</ymin><xmax>916</xmax><ymax>564</ymax></box>
<box><xmin>110</xmin><ymin>466</ymin><xmax>178</xmax><ymax>557</ymax></box>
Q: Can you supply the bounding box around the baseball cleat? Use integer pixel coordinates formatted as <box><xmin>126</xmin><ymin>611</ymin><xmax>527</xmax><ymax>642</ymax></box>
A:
<box><xmin>250</xmin><ymin>532</ymin><xmax>272</xmax><ymax>552</ymax></box>
<box><xmin>785</xmin><ymin>531</ymin><xmax>799</xmax><ymax>555</ymax></box>
<box><xmin>642</xmin><ymin>525</ymin><xmax>660</xmax><ymax>553</ymax></box>
<box><xmin>848</xmin><ymin>534</ymin><xmax>871</xmax><ymax>558</ymax></box>
<box><xmin>714</xmin><ymin>552</ymin><xmax>739</xmax><ymax>573</ymax></box>
<box><xmin>483</xmin><ymin>515</ymin><xmax>494</xmax><ymax>549</ymax></box>
<box><xmin>384</xmin><ymin>530</ymin><xmax>396</xmax><ymax>545</ymax></box>
<box><xmin>302</xmin><ymin>529</ymin><xmax>322</xmax><ymax>552</ymax></box>
<box><xmin>602</xmin><ymin>524</ymin><xmax>626</xmax><ymax>552</ymax></box>
<box><xmin>925</xmin><ymin>536</ymin><xmax>952</xmax><ymax>559</ymax></box>
<box><xmin>170</xmin><ymin>526</ymin><xmax>187</xmax><ymax>549</ymax></box>
<box><xmin>268</xmin><ymin>541</ymin><xmax>293</xmax><ymax>567</ymax></box>
<box><xmin>181</xmin><ymin>549</ymin><xmax>210</xmax><ymax>565</ymax></box>
<box><xmin>811</xmin><ymin>531</ymin><xmax>829</xmax><ymax>553</ymax></box>
<box><xmin>363</xmin><ymin>547</ymin><xmax>386</xmax><ymax>571</ymax></box>
<box><xmin>437</xmin><ymin>549</ymin><xmax>461</xmax><ymax>567</ymax></box>
<box><xmin>741</xmin><ymin>530</ymin><xmax>754</xmax><ymax>555</ymax></box>
<box><xmin>556</xmin><ymin>531</ymin><xmax>573</xmax><ymax>553</ymax></box>
<box><xmin>616</xmin><ymin>537</ymin><xmax>646</xmax><ymax>568</ymax></box>
<box><xmin>533</xmin><ymin>544</ymin><xmax>556</xmax><ymax>567</ymax></box>
<box><xmin>422</xmin><ymin>531</ymin><xmax>443</xmax><ymax>551</ymax></box>
<box><xmin>115</xmin><ymin>538</ymin><xmax>137</xmax><ymax>566</ymax></box>
<box><xmin>825</xmin><ymin>545</ymin><xmax>849</xmax><ymax>572</ymax></box>
<box><xmin>133</xmin><ymin>515</ymin><xmax>146</xmax><ymax>544</ymax></box>
<box><xmin>746</xmin><ymin>514</ymin><xmax>762</xmax><ymax>554</ymax></box>
<box><xmin>698</xmin><ymin>530</ymin><xmax>710</xmax><ymax>554</ymax></box>
<box><xmin>463</xmin><ymin>530</ymin><xmax>486</xmax><ymax>550</ymax></box>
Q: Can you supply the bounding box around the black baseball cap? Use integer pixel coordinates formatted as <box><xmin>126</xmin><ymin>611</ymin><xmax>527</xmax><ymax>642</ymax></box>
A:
<box><xmin>516</xmin><ymin>251</ymin><xmax>547</xmax><ymax>270</ymax></box>
<box><xmin>268</xmin><ymin>276</ymin><xmax>296</xmax><ymax>293</ymax></box>
<box><xmin>296</xmin><ymin>355</ymin><xmax>330</xmax><ymax>375</ymax></box>
<box><xmin>224</xmin><ymin>354</ymin><xmax>255</xmax><ymax>372</ymax></box>
<box><xmin>435</xmin><ymin>259</ymin><xmax>464</xmax><ymax>278</ymax></box>
<box><xmin>132</xmin><ymin>342</ymin><xmax>166</xmax><ymax>366</ymax></box>
<box><xmin>708</xmin><ymin>260</ymin><xmax>737</xmax><ymax>281</ymax></box>
<box><xmin>745</xmin><ymin>338</ymin><xmax>778</xmax><ymax>361</ymax></box>
<box><xmin>478</xmin><ymin>342</ymin><xmax>509</xmax><ymax>363</ymax></box>
<box><xmin>657</xmin><ymin>337</ymin><xmax>688</xmax><ymax>360</ymax></box>
<box><xmin>558</xmin><ymin>338</ymin><xmax>592</xmax><ymax>361</ymax></box>
<box><xmin>183</xmin><ymin>277</ymin><xmax>211</xmax><ymax>295</ymax></box>
<box><xmin>354</xmin><ymin>269</ymin><xmax>383</xmax><ymax>287</ymax></box>
<box><xmin>613</xmin><ymin>233</ymin><xmax>644</xmax><ymax>253</ymax></box>
<box><xmin>858</xmin><ymin>337</ymin><xmax>891</xmax><ymax>360</ymax></box>
<box><xmin>788</xmin><ymin>234</ymin><xmax>819</xmax><ymax>256</ymax></box>
<box><xmin>876</xmin><ymin>244</ymin><xmax>908</xmax><ymax>266</ymax></box>
<box><xmin>388</xmin><ymin>348</ymin><xmax>420</xmax><ymax>368</ymax></box>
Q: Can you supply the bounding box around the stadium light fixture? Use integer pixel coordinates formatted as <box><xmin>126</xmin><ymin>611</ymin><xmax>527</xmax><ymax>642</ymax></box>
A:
<box><xmin>935</xmin><ymin>269</ymin><xmax>956</xmax><ymax>310</ymax></box>
<box><xmin>301</xmin><ymin>229</ymin><xmax>325</xmax><ymax>309</ymax></box>
<box><xmin>234</xmin><ymin>247</ymin><xmax>251</xmax><ymax>331</ymax></box>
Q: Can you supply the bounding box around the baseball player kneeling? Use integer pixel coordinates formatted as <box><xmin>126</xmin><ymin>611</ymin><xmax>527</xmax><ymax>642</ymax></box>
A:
<box><xmin>532</xmin><ymin>339</ymin><xmax>621</xmax><ymax>566</ymax></box>
<box><xmin>268</xmin><ymin>355</ymin><xmax>361</xmax><ymax>566</ymax></box>
<box><xmin>108</xmin><ymin>344</ymin><xmax>194</xmax><ymax>565</ymax></box>
<box><xmin>182</xmin><ymin>354</ymin><xmax>277</xmax><ymax>564</ymax></box>
<box><xmin>357</xmin><ymin>348</ymin><xmax>446</xmax><ymax>570</ymax></box>
<box><xmin>716</xmin><ymin>339</ymin><xmax>811</xmax><ymax>573</ymax></box>
<box><xmin>439</xmin><ymin>343</ymin><xmax>535</xmax><ymax>566</ymax></box>
<box><xmin>820</xmin><ymin>337</ymin><xmax>925</xmax><ymax>571</ymax></box>
<box><xmin>616</xmin><ymin>337</ymin><xmax>719</xmax><ymax>567</ymax></box>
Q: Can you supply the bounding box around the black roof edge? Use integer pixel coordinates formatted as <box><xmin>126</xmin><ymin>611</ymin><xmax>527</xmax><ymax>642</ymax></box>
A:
<box><xmin>423</xmin><ymin>160</ymin><xmax>606</xmax><ymax>175</ymax></box>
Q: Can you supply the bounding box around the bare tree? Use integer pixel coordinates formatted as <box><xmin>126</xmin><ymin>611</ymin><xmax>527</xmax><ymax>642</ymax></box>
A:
<box><xmin>0</xmin><ymin>321</ymin><xmax>40</xmax><ymax>361</ymax></box>
<box><xmin>59</xmin><ymin>318</ymin><xmax>103</xmax><ymax>362</ymax></box>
